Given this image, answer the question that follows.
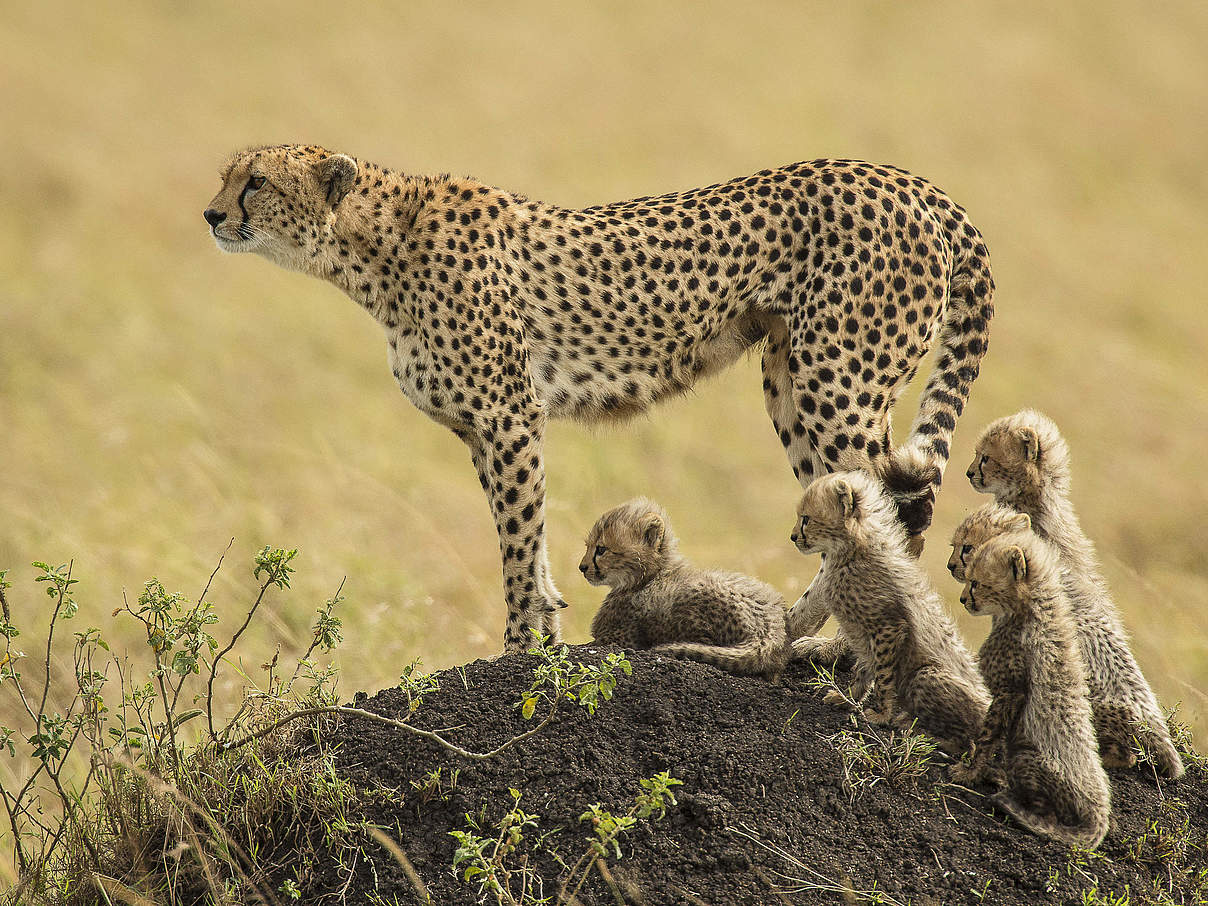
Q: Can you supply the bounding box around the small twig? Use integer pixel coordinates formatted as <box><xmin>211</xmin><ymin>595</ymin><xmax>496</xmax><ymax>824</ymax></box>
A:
<box><xmin>197</xmin><ymin>538</ymin><xmax>235</xmax><ymax>606</ymax></box>
<box><xmin>595</xmin><ymin>858</ymin><xmax>627</xmax><ymax>906</ymax></box>
<box><xmin>221</xmin><ymin>701</ymin><xmax>563</xmax><ymax>761</ymax></box>
<box><xmin>283</xmin><ymin>575</ymin><xmax>347</xmax><ymax>697</ymax></box>
<box><xmin>37</xmin><ymin>560</ymin><xmax>72</xmax><ymax>723</ymax></box>
<box><xmin>207</xmin><ymin>571</ymin><xmax>279</xmax><ymax>741</ymax></box>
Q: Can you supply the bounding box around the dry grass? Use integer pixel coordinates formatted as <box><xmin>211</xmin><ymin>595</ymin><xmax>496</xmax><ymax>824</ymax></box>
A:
<box><xmin>2</xmin><ymin>0</ymin><xmax>1205</xmax><ymax>838</ymax></box>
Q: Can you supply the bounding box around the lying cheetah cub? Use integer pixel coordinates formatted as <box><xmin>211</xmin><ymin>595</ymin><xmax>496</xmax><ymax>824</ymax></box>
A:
<box><xmin>790</xmin><ymin>472</ymin><xmax>989</xmax><ymax>753</ymax></box>
<box><xmin>960</xmin><ymin>533</ymin><xmax>1111</xmax><ymax>848</ymax></box>
<box><xmin>970</xmin><ymin>410</ymin><xmax>1184</xmax><ymax>779</ymax></box>
<box><xmin>581</xmin><ymin>499</ymin><xmax>788</xmax><ymax>676</ymax></box>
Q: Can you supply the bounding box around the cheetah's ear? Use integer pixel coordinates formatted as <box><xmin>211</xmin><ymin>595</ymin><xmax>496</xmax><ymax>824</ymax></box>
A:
<box><xmin>1018</xmin><ymin>427</ymin><xmax>1040</xmax><ymax>463</ymax></box>
<box><xmin>1007</xmin><ymin>546</ymin><xmax>1028</xmax><ymax>582</ymax></box>
<box><xmin>1006</xmin><ymin>512</ymin><xmax>1032</xmax><ymax>532</ymax></box>
<box><xmin>641</xmin><ymin>513</ymin><xmax>665</xmax><ymax>549</ymax></box>
<box><xmin>834</xmin><ymin>480</ymin><xmax>857</xmax><ymax>519</ymax></box>
<box><xmin>317</xmin><ymin>154</ymin><xmax>358</xmax><ymax>207</ymax></box>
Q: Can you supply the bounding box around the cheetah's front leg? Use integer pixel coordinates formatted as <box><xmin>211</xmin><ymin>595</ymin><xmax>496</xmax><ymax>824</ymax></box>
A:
<box><xmin>465</xmin><ymin>409</ymin><xmax>563</xmax><ymax>653</ymax></box>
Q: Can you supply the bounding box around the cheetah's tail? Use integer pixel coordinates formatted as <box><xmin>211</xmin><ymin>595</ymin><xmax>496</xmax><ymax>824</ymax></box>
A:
<box><xmin>655</xmin><ymin>639</ymin><xmax>787</xmax><ymax>677</ymax></box>
<box><xmin>992</xmin><ymin>791</ymin><xmax>1108</xmax><ymax>850</ymax></box>
<box><xmin>884</xmin><ymin>232</ymin><xmax>995</xmax><ymax>540</ymax></box>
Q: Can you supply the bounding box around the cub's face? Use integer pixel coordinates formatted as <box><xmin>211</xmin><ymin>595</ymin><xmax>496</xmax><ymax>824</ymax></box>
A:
<box><xmin>579</xmin><ymin>500</ymin><xmax>669</xmax><ymax>592</ymax></box>
<box><xmin>947</xmin><ymin>505</ymin><xmax>1031</xmax><ymax>580</ymax></box>
<box><xmin>960</xmin><ymin>538</ymin><xmax>1030</xmax><ymax>619</ymax></box>
<box><xmin>204</xmin><ymin>144</ymin><xmax>357</xmax><ymax>270</ymax></box>
<box><xmin>966</xmin><ymin>421</ymin><xmax>1043</xmax><ymax>500</ymax></box>
<box><xmin>790</xmin><ymin>472</ymin><xmax>865</xmax><ymax>555</ymax></box>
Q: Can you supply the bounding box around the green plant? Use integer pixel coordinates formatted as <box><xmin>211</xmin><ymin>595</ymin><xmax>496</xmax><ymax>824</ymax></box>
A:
<box><xmin>0</xmin><ymin>546</ymin><xmax>371</xmax><ymax>905</ymax></box>
<box><xmin>449</xmin><ymin>773</ymin><xmax>681</xmax><ymax>906</ymax></box>
<box><xmin>807</xmin><ymin>664</ymin><xmax>938</xmax><ymax>800</ymax></box>
<box><xmin>1120</xmin><ymin>795</ymin><xmax>1208</xmax><ymax>905</ymax></box>
<box><xmin>411</xmin><ymin>766</ymin><xmax>461</xmax><ymax>804</ymax></box>
<box><xmin>1081</xmin><ymin>887</ymin><xmax>1132</xmax><ymax>906</ymax></box>
<box><xmin>517</xmin><ymin>636</ymin><xmax>632</xmax><ymax>720</ymax></box>
<box><xmin>400</xmin><ymin>659</ymin><xmax>441</xmax><ymax>716</ymax></box>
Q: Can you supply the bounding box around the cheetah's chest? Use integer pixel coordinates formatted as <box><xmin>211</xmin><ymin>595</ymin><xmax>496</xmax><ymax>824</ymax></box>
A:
<box><xmin>385</xmin><ymin>328</ymin><xmax>449</xmax><ymax>421</ymax></box>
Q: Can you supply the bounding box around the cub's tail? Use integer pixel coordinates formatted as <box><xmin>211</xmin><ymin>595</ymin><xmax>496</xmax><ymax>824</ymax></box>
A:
<box><xmin>992</xmin><ymin>791</ymin><xmax>1108</xmax><ymax>850</ymax></box>
<box><xmin>655</xmin><ymin>638</ymin><xmax>787</xmax><ymax>677</ymax></box>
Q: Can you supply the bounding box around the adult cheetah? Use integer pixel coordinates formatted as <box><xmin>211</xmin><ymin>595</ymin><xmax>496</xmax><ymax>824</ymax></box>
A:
<box><xmin>204</xmin><ymin>145</ymin><xmax>995</xmax><ymax>652</ymax></box>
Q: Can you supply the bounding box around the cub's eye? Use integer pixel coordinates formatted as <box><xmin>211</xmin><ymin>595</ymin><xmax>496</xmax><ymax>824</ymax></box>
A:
<box><xmin>247</xmin><ymin>175</ymin><xmax>265</xmax><ymax>191</ymax></box>
<box><xmin>979</xmin><ymin>454</ymin><xmax>989</xmax><ymax>465</ymax></box>
<box><xmin>799</xmin><ymin>515</ymin><xmax>810</xmax><ymax>527</ymax></box>
<box><xmin>961</xmin><ymin>544</ymin><xmax>973</xmax><ymax>554</ymax></box>
<box><xmin>969</xmin><ymin>580</ymin><xmax>979</xmax><ymax>590</ymax></box>
<box><xmin>594</xmin><ymin>545</ymin><xmax>606</xmax><ymax>557</ymax></box>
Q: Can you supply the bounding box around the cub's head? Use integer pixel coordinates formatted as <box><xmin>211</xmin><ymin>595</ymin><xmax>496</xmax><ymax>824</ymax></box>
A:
<box><xmin>967</xmin><ymin>410</ymin><xmax>1070</xmax><ymax>503</ymax></box>
<box><xmin>579</xmin><ymin>498</ymin><xmax>677</xmax><ymax>592</ymax></box>
<box><xmin>947</xmin><ymin>504</ymin><xmax>1031</xmax><ymax>581</ymax></box>
<box><xmin>960</xmin><ymin>532</ymin><xmax>1058</xmax><ymax>619</ymax></box>
<box><xmin>204</xmin><ymin>144</ymin><xmax>359</xmax><ymax>269</ymax></box>
<box><xmin>791</xmin><ymin>471</ymin><xmax>902</xmax><ymax>555</ymax></box>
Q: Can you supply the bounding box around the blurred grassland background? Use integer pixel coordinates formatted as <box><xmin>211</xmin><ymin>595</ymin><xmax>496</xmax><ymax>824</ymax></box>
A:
<box><xmin>1</xmin><ymin>0</ymin><xmax>1206</xmax><ymax>774</ymax></box>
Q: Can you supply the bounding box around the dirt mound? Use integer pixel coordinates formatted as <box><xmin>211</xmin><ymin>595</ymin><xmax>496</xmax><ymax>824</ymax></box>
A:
<box><xmin>326</xmin><ymin>646</ymin><xmax>1206</xmax><ymax>905</ymax></box>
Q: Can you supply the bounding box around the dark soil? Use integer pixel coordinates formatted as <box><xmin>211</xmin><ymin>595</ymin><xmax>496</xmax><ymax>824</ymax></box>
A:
<box><xmin>322</xmin><ymin>646</ymin><xmax>1207</xmax><ymax>905</ymax></box>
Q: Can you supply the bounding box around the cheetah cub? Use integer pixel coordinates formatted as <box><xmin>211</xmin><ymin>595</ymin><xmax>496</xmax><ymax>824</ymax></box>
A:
<box><xmin>960</xmin><ymin>533</ymin><xmax>1111</xmax><ymax>848</ymax></box>
<box><xmin>581</xmin><ymin>499</ymin><xmax>788</xmax><ymax>677</ymax></box>
<box><xmin>790</xmin><ymin>472</ymin><xmax>989</xmax><ymax>753</ymax></box>
<box><xmin>947</xmin><ymin>503</ymin><xmax>1032</xmax><ymax>584</ymax></box>
<box><xmin>969</xmin><ymin>411</ymin><xmax>1184</xmax><ymax>779</ymax></box>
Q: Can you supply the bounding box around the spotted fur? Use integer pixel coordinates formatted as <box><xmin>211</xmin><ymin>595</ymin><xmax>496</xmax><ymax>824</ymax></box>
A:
<box><xmin>790</xmin><ymin>472</ymin><xmax>989</xmax><ymax>753</ymax></box>
<box><xmin>205</xmin><ymin>144</ymin><xmax>995</xmax><ymax>651</ymax></box>
<box><xmin>968</xmin><ymin>411</ymin><xmax>1184</xmax><ymax>779</ymax></box>
<box><xmin>581</xmin><ymin>498</ymin><xmax>788</xmax><ymax>676</ymax></box>
<box><xmin>959</xmin><ymin>533</ymin><xmax>1111</xmax><ymax>849</ymax></box>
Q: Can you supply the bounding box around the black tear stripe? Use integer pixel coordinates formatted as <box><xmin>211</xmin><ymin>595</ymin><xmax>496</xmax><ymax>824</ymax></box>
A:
<box><xmin>237</xmin><ymin>186</ymin><xmax>253</xmax><ymax>239</ymax></box>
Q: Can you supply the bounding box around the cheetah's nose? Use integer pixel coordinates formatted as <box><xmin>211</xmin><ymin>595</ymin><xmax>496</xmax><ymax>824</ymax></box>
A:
<box><xmin>203</xmin><ymin>208</ymin><xmax>227</xmax><ymax>228</ymax></box>
<box><xmin>578</xmin><ymin>563</ymin><xmax>588</xmax><ymax>573</ymax></box>
<box><xmin>790</xmin><ymin>533</ymin><xmax>799</xmax><ymax>544</ymax></box>
<box><xmin>965</xmin><ymin>468</ymin><xmax>975</xmax><ymax>481</ymax></box>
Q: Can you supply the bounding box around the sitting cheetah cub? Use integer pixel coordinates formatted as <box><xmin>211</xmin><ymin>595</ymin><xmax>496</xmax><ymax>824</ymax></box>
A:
<box><xmin>581</xmin><ymin>499</ymin><xmax>788</xmax><ymax>677</ymax></box>
<box><xmin>960</xmin><ymin>533</ymin><xmax>1111</xmax><ymax>849</ymax></box>
<box><xmin>947</xmin><ymin>503</ymin><xmax>1032</xmax><ymax>584</ymax></box>
<box><xmin>790</xmin><ymin>472</ymin><xmax>989</xmax><ymax>753</ymax></box>
<box><xmin>970</xmin><ymin>410</ymin><xmax>1184</xmax><ymax>779</ymax></box>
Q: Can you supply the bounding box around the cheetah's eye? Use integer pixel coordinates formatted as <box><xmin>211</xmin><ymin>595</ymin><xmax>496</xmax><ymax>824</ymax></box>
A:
<box><xmin>246</xmin><ymin>175</ymin><xmax>265</xmax><ymax>192</ymax></box>
<box><xmin>961</xmin><ymin>544</ymin><xmax>973</xmax><ymax>555</ymax></box>
<box><xmin>979</xmin><ymin>454</ymin><xmax>989</xmax><ymax>466</ymax></box>
<box><xmin>799</xmin><ymin>515</ymin><xmax>810</xmax><ymax>528</ymax></box>
<box><xmin>594</xmin><ymin>545</ymin><xmax>607</xmax><ymax>557</ymax></box>
<box><xmin>969</xmin><ymin>580</ymin><xmax>979</xmax><ymax>590</ymax></box>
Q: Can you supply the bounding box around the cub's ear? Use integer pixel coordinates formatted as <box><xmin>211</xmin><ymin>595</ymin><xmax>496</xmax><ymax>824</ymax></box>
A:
<box><xmin>1018</xmin><ymin>426</ymin><xmax>1040</xmax><ymax>463</ymax></box>
<box><xmin>641</xmin><ymin>513</ymin><xmax>665</xmax><ymax>549</ymax></box>
<box><xmin>317</xmin><ymin>154</ymin><xmax>358</xmax><ymax>206</ymax></box>
<box><xmin>834</xmin><ymin>480</ymin><xmax>856</xmax><ymax>519</ymax></box>
<box><xmin>1008</xmin><ymin>546</ymin><xmax>1028</xmax><ymax>582</ymax></box>
<box><xmin>1006</xmin><ymin>511</ymin><xmax>1032</xmax><ymax>532</ymax></box>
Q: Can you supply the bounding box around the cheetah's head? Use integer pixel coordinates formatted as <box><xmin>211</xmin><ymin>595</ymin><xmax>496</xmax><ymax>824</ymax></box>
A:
<box><xmin>204</xmin><ymin>144</ymin><xmax>359</xmax><ymax>271</ymax></box>
<box><xmin>967</xmin><ymin>410</ymin><xmax>1071</xmax><ymax>504</ymax></box>
<box><xmin>947</xmin><ymin>504</ymin><xmax>1031</xmax><ymax>581</ymax></box>
<box><xmin>791</xmin><ymin>470</ymin><xmax>903</xmax><ymax>555</ymax></box>
<box><xmin>579</xmin><ymin>498</ymin><xmax>678</xmax><ymax>592</ymax></box>
<box><xmin>960</xmin><ymin>532</ymin><xmax>1057</xmax><ymax>619</ymax></box>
